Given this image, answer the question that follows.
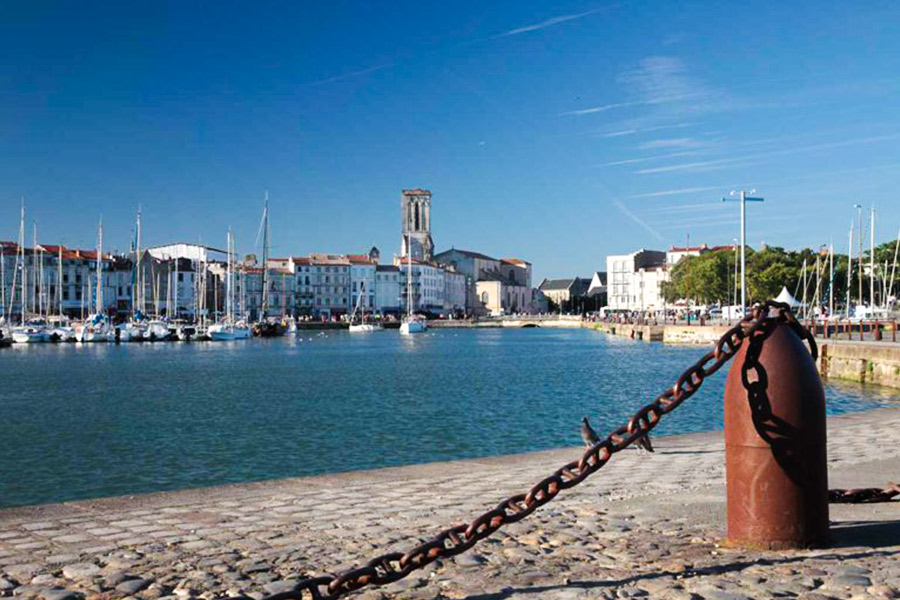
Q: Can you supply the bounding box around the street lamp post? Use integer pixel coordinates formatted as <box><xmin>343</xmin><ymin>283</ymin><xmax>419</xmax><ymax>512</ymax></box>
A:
<box><xmin>723</xmin><ymin>190</ymin><xmax>764</xmax><ymax>313</ymax></box>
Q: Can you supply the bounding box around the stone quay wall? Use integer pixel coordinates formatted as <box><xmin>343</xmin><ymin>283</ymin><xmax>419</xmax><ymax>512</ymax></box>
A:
<box><xmin>591</xmin><ymin>323</ymin><xmax>900</xmax><ymax>389</ymax></box>
<box><xmin>818</xmin><ymin>340</ymin><xmax>900</xmax><ymax>388</ymax></box>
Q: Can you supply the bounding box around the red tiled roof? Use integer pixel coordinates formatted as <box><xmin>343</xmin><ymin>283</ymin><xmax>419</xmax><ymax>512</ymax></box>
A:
<box><xmin>501</xmin><ymin>258</ymin><xmax>530</xmax><ymax>266</ymax></box>
<box><xmin>292</xmin><ymin>257</ymin><xmax>311</xmax><ymax>265</ymax></box>
<box><xmin>669</xmin><ymin>244</ymin><xmax>709</xmax><ymax>252</ymax></box>
<box><xmin>309</xmin><ymin>253</ymin><xmax>350</xmax><ymax>265</ymax></box>
<box><xmin>347</xmin><ymin>254</ymin><xmax>375</xmax><ymax>264</ymax></box>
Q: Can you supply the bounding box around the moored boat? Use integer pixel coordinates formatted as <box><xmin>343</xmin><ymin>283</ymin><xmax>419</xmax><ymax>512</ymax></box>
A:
<box><xmin>12</xmin><ymin>324</ymin><xmax>51</xmax><ymax>343</ymax></box>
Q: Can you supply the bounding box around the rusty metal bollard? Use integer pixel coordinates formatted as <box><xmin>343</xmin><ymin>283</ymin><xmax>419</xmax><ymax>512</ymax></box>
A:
<box><xmin>724</xmin><ymin>318</ymin><xmax>829</xmax><ymax>549</ymax></box>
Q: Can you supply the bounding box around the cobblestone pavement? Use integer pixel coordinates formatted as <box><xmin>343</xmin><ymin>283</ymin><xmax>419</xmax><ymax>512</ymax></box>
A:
<box><xmin>1</xmin><ymin>408</ymin><xmax>898</xmax><ymax>600</ymax></box>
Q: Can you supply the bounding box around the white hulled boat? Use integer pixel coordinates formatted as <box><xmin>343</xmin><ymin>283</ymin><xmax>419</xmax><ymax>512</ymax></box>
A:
<box><xmin>75</xmin><ymin>314</ymin><xmax>112</xmax><ymax>342</ymax></box>
<box><xmin>210</xmin><ymin>229</ymin><xmax>251</xmax><ymax>341</ymax></box>
<box><xmin>12</xmin><ymin>323</ymin><xmax>51</xmax><ymax>343</ymax></box>
<box><xmin>399</xmin><ymin>233</ymin><xmax>426</xmax><ymax>335</ymax></box>
<box><xmin>349</xmin><ymin>280</ymin><xmax>383</xmax><ymax>332</ymax></box>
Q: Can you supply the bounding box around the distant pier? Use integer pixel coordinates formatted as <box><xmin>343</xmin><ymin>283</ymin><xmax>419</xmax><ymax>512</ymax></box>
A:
<box><xmin>590</xmin><ymin>321</ymin><xmax>900</xmax><ymax>389</ymax></box>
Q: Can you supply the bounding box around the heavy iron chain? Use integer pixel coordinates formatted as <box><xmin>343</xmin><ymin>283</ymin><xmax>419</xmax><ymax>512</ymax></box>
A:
<box><xmin>829</xmin><ymin>483</ymin><xmax>900</xmax><ymax>503</ymax></box>
<box><xmin>262</xmin><ymin>301</ymin><xmax>815</xmax><ymax>600</ymax></box>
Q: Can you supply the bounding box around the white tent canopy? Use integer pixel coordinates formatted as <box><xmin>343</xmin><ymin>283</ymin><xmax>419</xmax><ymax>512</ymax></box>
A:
<box><xmin>774</xmin><ymin>286</ymin><xmax>801</xmax><ymax>308</ymax></box>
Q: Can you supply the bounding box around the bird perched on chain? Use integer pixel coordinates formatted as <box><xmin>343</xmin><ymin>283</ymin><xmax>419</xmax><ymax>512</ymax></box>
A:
<box><xmin>581</xmin><ymin>417</ymin><xmax>600</xmax><ymax>447</ymax></box>
<box><xmin>635</xmin><ymin>432</ymin><xmax>655</xmax><ymax>453</ymax></box>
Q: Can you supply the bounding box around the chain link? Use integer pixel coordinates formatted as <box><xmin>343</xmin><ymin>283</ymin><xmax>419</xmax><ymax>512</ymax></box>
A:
<box><xmin>259</xmin><ymin>301</ymin><xmax>813</xmax><ymax>600</ymax></box>
<box><xmin>829</xmin><ymin>483</ymin><xmax>900</xmax><ymax>503</ymax></box>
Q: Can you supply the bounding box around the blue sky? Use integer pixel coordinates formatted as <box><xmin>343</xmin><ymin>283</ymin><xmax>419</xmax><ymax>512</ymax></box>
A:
<box><xmin>3</xmin><ymin>1</ymin><xmax>900</xmax><ymax>280</ymax></box>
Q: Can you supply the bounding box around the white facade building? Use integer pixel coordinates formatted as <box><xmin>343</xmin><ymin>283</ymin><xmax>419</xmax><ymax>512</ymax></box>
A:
<box><xmin>606</xmin><ymin>249</ymin><xmax>668</xmax><ymax>312</ymax></box>
<box><xmin>310</xmin><ymin>254</ymin><xmax>351</xmax><ymax>316</ymax></box>
<box><xmin>148</xmin><ymin>243</ymin><xmax>227</xmax><ymax>263</ymax></box>
<box><xmin>443</xmin><ymin>268</ymin><xmax>467</xmax><ymax>314</ymax></box>
<box><xmin>397</xmin><ymin>259</ymin><xmax>445</xmax><ymax>313</ymax></box>
<box><xmin>375</xmin><ymin>265</ymin><xmax>401</xmax><ymax>314</ymax></box>
<box><xmin>349</xmin><ymin>255</ymin><xmax>377</xmax><ymax>313</ymax></box>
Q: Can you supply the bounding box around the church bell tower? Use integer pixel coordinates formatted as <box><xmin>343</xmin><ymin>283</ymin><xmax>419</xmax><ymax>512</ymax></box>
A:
<box><xmin>401</xmin><ymin>188</ymin><xmax>434</xmax><ymax>261</ymax></box>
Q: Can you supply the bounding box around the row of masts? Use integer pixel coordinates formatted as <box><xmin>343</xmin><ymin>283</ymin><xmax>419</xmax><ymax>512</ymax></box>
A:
<box><xmin>3</xmin><ymin>196</ymin><xmax>273</xmax><ymax>326</ymax></box>
<box><xmin>794</xmin><ymin>206</ymin><xmax>900</xmax><ymax>319</ymax></box>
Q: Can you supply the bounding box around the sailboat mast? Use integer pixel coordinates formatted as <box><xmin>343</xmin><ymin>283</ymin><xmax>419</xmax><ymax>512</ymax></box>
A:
<box><xmin>406</xmin><ymin>233</ymin><xmax>413</xmax><ymax>317</ymax></box>
<box><xmin>801</xmin><ymin>259</ymin><xmax>807</xmax><ymax>320</ymax></box>
<box><xmin>34</xmin><ymin>222</ymin><xmax>43</xmax><ymax>319</ymax></box>
<box><xmin>137</xmin><ymin>206</ymin><xmax>143</xmax><ymax>314</ymax></box>
<box><xmin>95</xmin><ymin>218</ymin><xmax>104</xmax><ymax>316</ymax></box>
<box><xmin>20</xmin><ymin>201</ymin><xmax>26</xmax><ymax>323</ymax></box>
<box><xmin>847</xmin><ymin>221</ymin><xmax>853</xmax><ymax>318</ymax></box>
<box><xmin>858</xmin><ymin>206</ymin><xmax>863</xmax><ymax>309</ymax></box>
<box><xmin>889</xmin><ymin>225</ymin><xmax>900</xmax><ymax>309</ymax></box>
<box><xmin>815</xmin><ymin>254</ymin><xmax>821</xmax><ymax>316</ymax></box>
<box><xmin>829</xmin><ymin>244</ymin><xmax>834</xmax><ymax>317</ymax></box>
<box><xmin>58</xmin><ymin>245</ymin><xmax>63</xmax><ymax>318</ymax></box>
<box><xmin>227</xmin><ymin>229</ymin><xmax>234</xmax><ymax>323</ymax></box>
<box><xmin>1</xmin><ymin>245</ymin><xmax>5</xmax><ymax>319</ymax></box>
<box><xmin>870</xmin><ymin>207</ymin><xmax>875</xmax><ymax>309</ymax></box>
<box><xmin>261</xmin><ymin>192</ymin><xmax>269</xmax><ymax>320</ymax></box>
<box><xmin>175</xmin><ymin>257</ymin><xmax>180</xmax><ymax>320</ymax></box>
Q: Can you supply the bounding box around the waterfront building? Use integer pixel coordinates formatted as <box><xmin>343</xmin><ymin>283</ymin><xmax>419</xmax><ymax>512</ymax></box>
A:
<box><xmin>239</xmin><ymin>264</ymin><xmax>296</xmax><ymax>320</ymax></box>
<box><xmin>375</xmin><ymin>265</ymin><xmax>401</xmax><ymax>315</ymax></box>
<box><xmin>309</xmin><ymin>254</ymin><xmax>351</xmax><ymax>317</ymax></box>
<box><xmin>147</xmin><ymin>243</ymin><xmax>227</xmax><ymax>263</ymax></box>
<box><xmin>476</xmin><ymin>277</ymin><xmax>535</xmax><ymax>316</ymax></box>
<box><xmin>586</xmin><ymin>272</ymin><xmax>608</xmax><ymax>306</ymax></box>
<box><xmin>0</xmin><ymin>241</ymin><xmax>18</xmax><ymax>318</ymax></box>
<box><xmin>443</xmin><ymin>267</ymin><xmax>468</xmax><ymax>315</ymax></box>
<box><xmin>396</xmin><ymin>258</ymin><xmax>445</xmax><ymax>314</ymax></box>
<box><xmin>432</xmin><ymin>248</ymin><xmax>539</xmax><ymax>314</ymax></box>
<box><xmin>606</xmin><ymin>249</ymin><xmax>668</xmax><ymax>313</ymax></box>
<box><xmin>292</xmin><ymin>257</ymin><xmax>315</xmax><ymax>316</ymax></box>
<box><xmin>348</xmin><ymin>254</ymin><xmax>377</xmax><ymax>313</ymax></box>
<box><xmin>433</xmin><ymin>248</ymin><xmax>501</xmax><ymax>283</ymax></box>
<box><xmin>537</xmin><ymin>278</ymin><xmax>589</xmax><ymax>312</ymax></box>
<box><xmin>401</xmin><ymin>189</ymin><xmax>434</xmax><ymax>261</ymax></box>
<box><xmin>17</xmin><ymin>245</ymin><xmax>118</xmax><ymax>319</ymax></box>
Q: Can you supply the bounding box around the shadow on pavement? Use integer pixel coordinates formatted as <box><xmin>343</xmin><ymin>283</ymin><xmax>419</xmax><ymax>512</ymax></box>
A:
<box><xmin>460</xmin><ymin>548</ymin><xmax>900</xmax><ymax>599</ymax></box>
<box><xmin>829</xmin><ymin>519</ymin><xmax>900</xmax><ymax>549</ymax></box>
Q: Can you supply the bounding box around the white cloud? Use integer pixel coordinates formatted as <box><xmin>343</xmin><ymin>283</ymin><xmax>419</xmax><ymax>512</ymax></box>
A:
<box><xmin>496</xmin><ymin>6</ymin><xmax>614</xmax><ymax>38</ymax></box>
<box><xmin>306</xmin><ymin>63</ymin><xmax>393</xmax><ymax>86</ymax></box>
<box><xmin>635</xmin><ymin>133</ymin><xmax>900</xmax><ymax>174</ymax></box>
<box><xmin>629</xmin><ymin>185</ymin><xmax>734</xmax><ymax>199</ymax></box>
<box><xmin>602</xmin><ymin>150</ymin><xmax>699</xmax><ymax>167</ymax></box>
<box><xmin>638</xmin><ymin>137</ymin><xmax>704</xmax><ymax>150</ymax></box>
<box><xmin>614</xmin><ymin>200</ymin><xmax>663</xmax><ymax>240</ymax></box>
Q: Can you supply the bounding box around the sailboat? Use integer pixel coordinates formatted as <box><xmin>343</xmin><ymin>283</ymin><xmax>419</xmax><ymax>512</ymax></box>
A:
<box><xmin>209</xmin><ymin>229</ymin><xmax>251</xmax><ymax>341</ymax></box>
<box><xmin>349</xmin><ymin>280</ymin><xmax>382</xmax><ymax>332</ymax></box>
<box><xmin>11</xmin><ymin>202</ymin><xmax>51</xmax><ymax>343</ymax></box>
<box><xmin>49</xmin><ymin>245</ymin><xmax>76</xmax><ymax>342</ymax></box>
<box><xmin>74</xmin><ymin>218</ymin><xmax>114</xmax><ymax>342</ymax></box>
<box><xmin>399</xmin><ymin>233</ymin><xmax>426</xmax><ymax>335</ymax></box>
<box><xmin>252</xmin><ymin>192</ymin><xmax>286</xmax><ymax>337</ymax></box>
<box><xmin>120</xmin><ymin>206</ymin><xmax>146</xmax><ymax>342</ymax></box>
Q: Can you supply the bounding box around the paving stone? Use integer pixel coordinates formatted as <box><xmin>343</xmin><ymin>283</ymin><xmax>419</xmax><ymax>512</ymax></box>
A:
<box><xmin>0</xmin><ymin>409</ymin><xmax>896</xmax><ymax>600</ymax></box>
<box><xmin>115</xmin><ymin>578</ymin><xmax>150</xmax><ymax>594</ymax></box>
<box><xmin>38</xmin><ymin>588</ymin><xmax>83</xmax><ymax>600</ymax></box>
<box><xmin>61</xmin><ymin>563</ymin><xmax>100</xmax><ymax>580</ymax></box>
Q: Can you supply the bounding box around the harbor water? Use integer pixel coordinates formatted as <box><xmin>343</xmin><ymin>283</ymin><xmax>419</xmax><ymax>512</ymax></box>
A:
<box><xmin>1</xmin><ymin>328</ymin><xmax>896</xmax><ymax>509</ymax></box>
